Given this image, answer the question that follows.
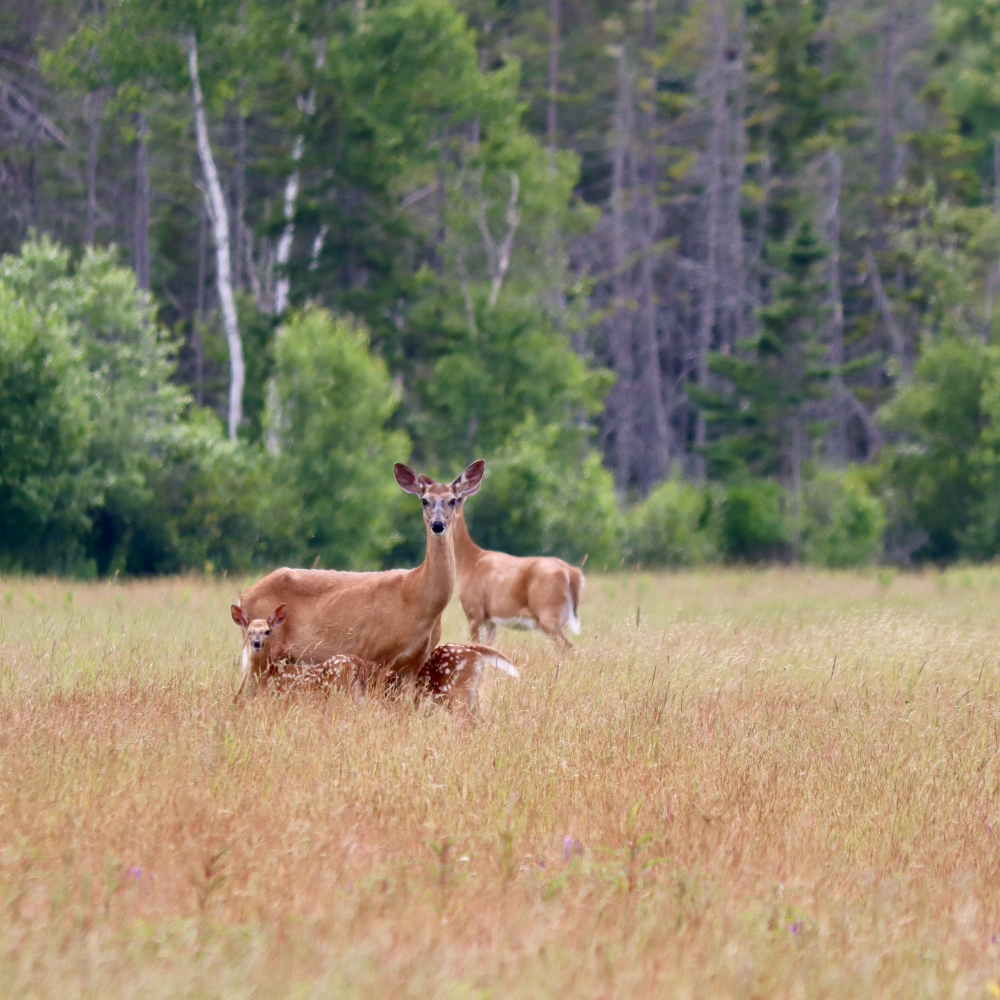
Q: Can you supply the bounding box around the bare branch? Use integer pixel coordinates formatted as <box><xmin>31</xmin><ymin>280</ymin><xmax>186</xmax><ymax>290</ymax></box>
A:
<box><xmin>839</xmin><ymin>387</ymin><xmax>884</xmax><ymax>455</ymax></box>
<box><xmin>475</xmin><ymin>173</ymin><xmax>521</xmax><ymax>310</ymax></box>
<box><xmin>864</xmin><ymin>248</ymin><xmax>909</xmax><ymax>377</ymax></box>
<box><xmin>401</xmin><ymin>182</ymin><xmax>437</xmax><ymax>211</ymax></box>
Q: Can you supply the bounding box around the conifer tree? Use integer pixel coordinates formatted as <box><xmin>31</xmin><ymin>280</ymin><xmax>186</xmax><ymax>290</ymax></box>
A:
<box><xmin>699</xmin><ymin>220</ymin><xmax>832</xmax><ymax>541</ymax></box>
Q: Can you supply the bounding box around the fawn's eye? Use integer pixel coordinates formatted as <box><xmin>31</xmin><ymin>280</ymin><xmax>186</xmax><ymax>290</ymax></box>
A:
<box><xmin>421</xmin><ymin>499</ymin><xmax>429</xmax><ymax>507</ymax></box>
<box><xmin>265</xmin><ymin>629</ymin><xmax>270</xmax><ymax>636</ymax></box>
<box><xmin>449</xmin><ymin>499</ymin><xmax>457</xmax><ymax>506</ymax></box>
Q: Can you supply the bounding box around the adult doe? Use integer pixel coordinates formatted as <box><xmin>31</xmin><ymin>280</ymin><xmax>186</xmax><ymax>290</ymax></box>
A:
<box><xmin>237</xmin><ymin>461</ymin><xmax>485</xmax><ymax>682</ymax></box>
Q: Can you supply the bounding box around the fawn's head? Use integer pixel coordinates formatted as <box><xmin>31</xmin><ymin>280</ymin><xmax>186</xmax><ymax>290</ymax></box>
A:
<box><xmin>394</xmin><ymin>460</ymin><xmax>485</xmax><ymax>536</ymax></box>
<box><xmin>231</xmin><ymin>603</ymin><xmax>287</xmax><ymax>652</ymax></box>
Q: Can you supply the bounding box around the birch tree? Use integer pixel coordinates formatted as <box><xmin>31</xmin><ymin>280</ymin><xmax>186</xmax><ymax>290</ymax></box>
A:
<box><xmin>187</xmin><ymin>32</ymin><xmax>244</xmax><ymax>440</ymax></box>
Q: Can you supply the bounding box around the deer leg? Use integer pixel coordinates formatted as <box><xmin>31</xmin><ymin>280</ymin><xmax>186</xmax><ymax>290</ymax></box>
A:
<box><xmin>468</xmin><ymin>614</ymin><xmax>483</xmax><ymax>643</ymax></box>
<box><xmin>537</xmin><ymin>617</ymin><xmax>572</xmax><ymax>653</ymax></box>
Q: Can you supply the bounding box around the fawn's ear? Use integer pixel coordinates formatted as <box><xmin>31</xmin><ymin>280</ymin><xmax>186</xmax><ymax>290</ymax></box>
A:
<box><xmin>394</xmin><ymin>463</ymin><xmax>423</xmax><ymax>495</ymax></box>
<box><xmin>231</xmin><ymin>605</ymin><xmax>249</xmax><ymax>629</ymax></box>
<box><xmin>269</xmin><ymin>604</ymin><xmax>287</xmax><ymax>628</ymax></box>
<box><xmin>452</xmin><ymin>459</ymin><xmax>485</xmax><ymax>498</ymax></box>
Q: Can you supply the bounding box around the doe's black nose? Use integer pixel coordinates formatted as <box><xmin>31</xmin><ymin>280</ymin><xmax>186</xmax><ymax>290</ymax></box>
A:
<box><xmin>430</xmin><ymin>519</ymin><xmax>446</xmax><ymax>534</ymax></box>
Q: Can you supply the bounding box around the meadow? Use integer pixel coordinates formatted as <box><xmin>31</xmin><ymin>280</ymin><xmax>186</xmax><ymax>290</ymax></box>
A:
<box><xmin>1</xmin><ymin>568</ymin><xmax>1000</xmax><ymax>997</ymax></box>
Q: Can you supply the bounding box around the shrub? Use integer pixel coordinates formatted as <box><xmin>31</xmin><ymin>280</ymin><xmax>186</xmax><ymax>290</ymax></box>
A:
<box><xmin>1</xmin><ymin>236</ymin><xmax>266</xmax><ymax>576</ymax></box>
<box><xmin>801</xmin><ymin>469</ymin><xmax>885</xmax><ymax>568</ymax></box>
<box><xmin>717</xmin><ymin>480</ymin><xmax>790</xmax><ymax>563</ymax></box>
<box><xmin>0</xmin><ymin>283</ymin><xmax>99</xmax><ymax>573</ymax></box>
<box><xmin>463</xmin><ymin>421</ymin><xmax>620</xmax><ymax>569</ymax></box>
<box><xmin>622</xmin><ymin>478</ymin><xmax>717</xmax><ymax>567</ymax></box>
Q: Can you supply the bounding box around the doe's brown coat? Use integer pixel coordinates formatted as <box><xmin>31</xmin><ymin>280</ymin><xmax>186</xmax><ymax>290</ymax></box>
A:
<box><xmin>237</xmin><ymin>462</ymin><xmax>485</xmax><ymax>682</ymax></box>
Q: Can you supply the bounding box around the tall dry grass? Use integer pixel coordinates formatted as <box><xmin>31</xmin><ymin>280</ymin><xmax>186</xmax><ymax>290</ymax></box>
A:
<box><xmin>1</xmin><ymin>568</ymin><xmax>1000</xmax><ymax>997</ymax></box>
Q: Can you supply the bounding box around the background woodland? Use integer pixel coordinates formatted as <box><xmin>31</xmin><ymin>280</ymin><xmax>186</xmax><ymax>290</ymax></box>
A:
<box><xmin>1</xmin><ymin>0</ymin><xmax>997</xmax><ymax>574</ymax></box>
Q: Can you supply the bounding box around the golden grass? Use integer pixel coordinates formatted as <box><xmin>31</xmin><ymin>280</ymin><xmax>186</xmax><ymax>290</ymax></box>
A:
<box><xmin>2</xmin><ymin>567</ymin><xmax>1000</xmax><ymax>997</ymax></box>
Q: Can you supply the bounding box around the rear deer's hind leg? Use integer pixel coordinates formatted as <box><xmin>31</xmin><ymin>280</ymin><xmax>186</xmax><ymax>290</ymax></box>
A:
<box><xmin>537</xmin><ymin>616</ymin><xmax>571</xmax><ymax>652</ymax></box>
<box><xmin>469</xmin><ymin>613</ymin><xmax>496</xmax><ymax>644</ymax></box>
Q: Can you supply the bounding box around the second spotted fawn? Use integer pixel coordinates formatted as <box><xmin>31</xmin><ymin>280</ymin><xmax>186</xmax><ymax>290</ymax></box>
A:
<box><xmin>231</xmin><ymin>603</ymin><xmax>367</xmax><ymax>703</ymax></box>
<box><xmin>414</xmin><ymin>643</ymin><xmax>519</xmax><ymax>713</ymax></box>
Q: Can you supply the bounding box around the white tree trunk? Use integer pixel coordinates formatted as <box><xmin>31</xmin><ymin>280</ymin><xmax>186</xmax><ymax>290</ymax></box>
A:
<box><xmin>188</xmin><ymin>33</ymin><xmax>244</xmax><ymax>441</ymax></box>
<box><xmin>274</xmin><ymin>134</ymin><xmax>303</xmax><ymax>315</ymax></box>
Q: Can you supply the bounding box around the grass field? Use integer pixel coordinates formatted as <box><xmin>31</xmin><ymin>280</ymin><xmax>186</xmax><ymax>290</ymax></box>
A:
<box><xmin>1</xmin><ymin>567</ymin><xmax>1000</xmax><ymax>997</ymax></box>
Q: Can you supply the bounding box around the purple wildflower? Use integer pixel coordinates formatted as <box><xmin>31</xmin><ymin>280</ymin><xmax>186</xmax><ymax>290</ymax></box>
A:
<box><xmin>563</xmin><ymin>836</ymin><xmax>573</xmax><ymax>863</ymax></box>
<box><xmin>790</xmin><ymin>922</ymin><xmax>802</xmax><ymax>935</ymax></box>
<box><xmin>129</xmin><ymin>867</ymin><xmax>142</xmax><ymax>878</ymax></box>
<box><xmin>993</xmin><ymin>934</ymin><xmax>998</xmax><ymax>945</ymax></box>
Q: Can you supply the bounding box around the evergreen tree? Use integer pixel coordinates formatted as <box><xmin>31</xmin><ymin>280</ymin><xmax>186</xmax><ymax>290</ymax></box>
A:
<box><xmin>700</xmin><ymin>220</ymin><xmax>832</xmax><ymax>529</ymax></box>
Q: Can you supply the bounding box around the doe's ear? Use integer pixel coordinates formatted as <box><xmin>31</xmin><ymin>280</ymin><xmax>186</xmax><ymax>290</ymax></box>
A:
<box><xmin>452</xmin><ymin>459</ymin><xmax>485</xmax><ymax>498</ymax></box>
<box><xmin>269</xmin><ymin>604</ymin><xmax>287</xmax><ymax>628</ymax></box>
<box><xmin>394</xmin><ymin>463</ymin><xmax>423</xmax><ymax>495</ymax></box>
<box><xmin>231</xmin><ymin>605</ymin><xmax>250</xmax><ymax>629</ymax></box>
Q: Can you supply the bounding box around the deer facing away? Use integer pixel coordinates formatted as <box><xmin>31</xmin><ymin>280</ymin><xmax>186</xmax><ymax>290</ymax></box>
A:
<box><xmin>231</xmin><ymin>603</ymin><xmax>368</xmax><ymax>702</ymax></box>
<box><xmin>236</xmin><ymin>461</ymin><xmax>485</xmax><ymax>684</ymax></box>
<box><xmin>451</xmin><ymin>495</ymin><xmax>585</xmax><ymax>650</ymax></box>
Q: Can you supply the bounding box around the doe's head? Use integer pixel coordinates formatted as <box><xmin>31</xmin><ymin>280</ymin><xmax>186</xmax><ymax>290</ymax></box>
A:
<box><xmin>231</xmin><ymin>603</ymin><xmax>286</xmax><ymax>651</ymax></box>
<box><xmin>394</xmin><ymin>460</ymin><xmax>484</xmax><ymax>536</ymax></box>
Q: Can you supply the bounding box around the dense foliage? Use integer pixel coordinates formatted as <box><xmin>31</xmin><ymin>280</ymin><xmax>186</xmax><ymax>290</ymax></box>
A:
<box><xmin>3</xmin><ymin>0</ymin><xmax>1000</xmax><ymax>572</ymax></box>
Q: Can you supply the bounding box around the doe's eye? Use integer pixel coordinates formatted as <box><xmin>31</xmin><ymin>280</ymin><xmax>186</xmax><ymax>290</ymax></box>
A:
<box><xmin>449</xmin><ymin>499</ymin><xmax>457</xmax><ymax>506</ymax></box>
<box><xmin>264</xmin><ymin>629</ymin><xmax>270</xmax><ymax>636</ymax></box>
<box><xmin>421</xmin><ymin>499</ymin><xmax>429</xmax><ymax>507</ymax></box>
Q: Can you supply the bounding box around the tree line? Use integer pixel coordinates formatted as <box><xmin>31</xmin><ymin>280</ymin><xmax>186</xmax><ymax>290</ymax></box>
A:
<box><xmin>0</xmin><ymin>0</ymin><xmax>998</xmax><ymax>573</ymax></box>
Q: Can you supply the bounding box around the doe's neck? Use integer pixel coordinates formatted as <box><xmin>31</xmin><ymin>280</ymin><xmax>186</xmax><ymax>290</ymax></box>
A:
<box><xmin>413</xmin><ymin>524</ymin><xmax>457</xmax><ymax>615</ymax></box>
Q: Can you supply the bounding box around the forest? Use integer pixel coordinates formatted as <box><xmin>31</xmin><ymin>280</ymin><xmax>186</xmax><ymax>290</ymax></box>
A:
<box><xmin>0</xmin><ymin>0</ymin><xmax>996</xmax><ymax>575</ymax></box>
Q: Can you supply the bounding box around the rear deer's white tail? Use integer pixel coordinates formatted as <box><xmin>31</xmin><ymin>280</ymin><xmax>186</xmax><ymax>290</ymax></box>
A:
<box><xmin>563</xmin><ymin>569</ymin><xmax>583</xmax><ymax>635</ymax></box>
<box><xmin>566</xmin><ymin>601</ymin><xmax>582</xmax><ymax>636</ymax></box>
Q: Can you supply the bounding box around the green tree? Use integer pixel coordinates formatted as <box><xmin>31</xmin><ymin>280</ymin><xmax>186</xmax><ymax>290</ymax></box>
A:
<box><xmin>701</xmin><ymin>221</ymin><xmax>832</xmax><ymax>482</ymax></box>
<box><xmin>622</xmin><ymin>478</ymin><xmax>718</xmax><ymax>568</ymax></box>
<box><xmin>801</xmin><ymin>469</ymin><xmax>885</xmax><ymax>567</ymax></box>
<box><xmin>879</xmin><ymin>337</ymin><xmax>997</xmax><ymax>562</ymax></box>
<box><xmin>1</xmin><ymin>236</ymin><xmax>262</xmax><ymax>575</ymax></box>
<box><xmin>269</xmin><ymin>307</ymin><xmax>411</xmax><ymax>570</ymax></box>
<box><xmin>0</xmin><ymin>281</ymin><xmax>97</xmax><ymax>573</ymax></box>
<box><xmin>465</xmin><ymin>421</ymin><xmax>620</xmax><ymax>570</ymax></box>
